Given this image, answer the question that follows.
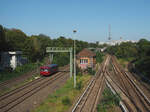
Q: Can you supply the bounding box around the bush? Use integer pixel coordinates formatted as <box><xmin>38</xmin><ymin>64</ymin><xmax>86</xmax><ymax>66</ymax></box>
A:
<box><xmin>97</xmin><ymin>88</ymin><xmax>120</xmax><ymax>112</ymax></box>
<box><xmin>4</xmin><ymin>67</ymin><xmax>13</xmax><ymax>72</ymax></box>
<box><xmin>0</xmin><ymin>63</ymin><xmax>39</xmax><ymax>82</ymax></box>
<box><xmin>77</xmin><ymin>72</ymin><xmax>82</xmax><ymax>76</ymax></box>
<box><xmin>76</xmin><ymin>65</ymin><xmax>82</xmax><ymax>75</ymax></box>
<box><xmin>96</xmin><ymin>52</ymin><xmax>104</xmax><ymax>63</ymax></box>
<box><xmin>87</xmin><ymin>67</ymin><xmax>95</xmax><ymax>75</ymax></box>
<box><xmin>103</xmin><ymin>88</ymin><xmax>120</xmax><ymax>106</ymax></box>
<box><xmin>62</xmin><ymin>96</ymin><xmax>71</xmax><ymax>106</ymax></box>
<box><xmin>76</xmin><ymin>81</ymin><xmax>82</xmax><ymax>90</ymax></box>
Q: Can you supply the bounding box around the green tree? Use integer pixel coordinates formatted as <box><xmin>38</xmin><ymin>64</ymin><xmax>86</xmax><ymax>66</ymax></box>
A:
<box><xmin>137</xmin><ymin>39</ymin><xmax>150</xmax><ymax>58</ymax></box>
<box><xmin>5</xmin><ymin>28</ymin><xmax>27</xmax><ymax>51</ymax></box>
<box><xmin>106</xmin><ymin>39</ymin><xmax>150</xmax><ymax>80</ymax></box>
<box><xmin>0</xmin><ymin>25</ymin><xmax>6</xmax><ymax>51</ymax></box>
<box><xmin>96</xmin><ymin>52</ymin><xmax>104</xmax><ymax>63</ymax></box>
<box><xmin>23</xmin><ymin>34</ymin><xmax>52</xmax><ymax>62</ymax></box>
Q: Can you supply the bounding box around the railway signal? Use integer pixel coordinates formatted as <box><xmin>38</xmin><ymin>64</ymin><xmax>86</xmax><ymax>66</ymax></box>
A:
<box><xmin>46</xmin><ymin>47</ymin><xmax>73</xmax><ymax>78</ymax></box>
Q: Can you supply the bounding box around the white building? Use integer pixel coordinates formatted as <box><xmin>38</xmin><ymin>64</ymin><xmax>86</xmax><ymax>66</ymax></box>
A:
<box><xmin>99</xmin><ymin>39</ymin><xmax>137</xmax><ymax>46</ymax></box>
<box><xmin>0</xmin><ymin>51</ymin><xmax>26</xmax><ymax>70</ymax></box>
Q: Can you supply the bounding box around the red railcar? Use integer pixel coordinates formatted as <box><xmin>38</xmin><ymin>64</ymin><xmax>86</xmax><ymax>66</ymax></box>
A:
<box><xmin>40</xmin><ymin>64</ymin><xmax>58</xmax><ymax>76</ymax></box>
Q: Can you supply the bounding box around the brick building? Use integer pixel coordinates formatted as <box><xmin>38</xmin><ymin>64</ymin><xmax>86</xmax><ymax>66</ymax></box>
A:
<box><xmin>76</xmin><ymin>48</ymin><xmax>96</xmax><ymax>70</ymax></box>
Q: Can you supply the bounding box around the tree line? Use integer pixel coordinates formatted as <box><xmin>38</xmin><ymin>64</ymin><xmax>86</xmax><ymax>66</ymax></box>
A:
<box><xmin>106</xmin><ymin>39</ymin><xmax>150</xmax><ymax>80</ymax></box>
<box><xmin>0</xmin><ymin>25</ymin><xmax>99</xmax><ymax>66</ymax></box>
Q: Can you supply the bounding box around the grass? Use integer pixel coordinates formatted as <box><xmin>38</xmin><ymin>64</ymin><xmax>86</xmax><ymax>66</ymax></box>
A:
<box><xmin>97</xmin><ymin>87</ymin><xmax>120</xmax><ymax>112</ymax></box>
<box><xmin>0</xmin><ymin>61</ymin><xmax>45</xmax><ymax>83</ymax></box>
<box><xmin>118</xmin><ymin>59</ymin><xmax>128</xmax><ymax>69</ymax></box>
<box><xmin>32</xmin><ymin>74</ymin><xmax>91</xmax><ymax>112</ymax></box>
<box><xmin>0</xmin><ymin>56</ymin><xmax>50</xmax><ymax>83</ymax></box>
<box><xmin>118</xmin><ymin>57</ymin><xmax>135</xmax><ymax>69</ymax></box>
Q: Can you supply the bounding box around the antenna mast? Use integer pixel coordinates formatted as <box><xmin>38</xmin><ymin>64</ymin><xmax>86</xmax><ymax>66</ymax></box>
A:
<box><xmin>108</xmin><ymin>24</ymin><xmax>111</xmax><ymax>41</ymax></box>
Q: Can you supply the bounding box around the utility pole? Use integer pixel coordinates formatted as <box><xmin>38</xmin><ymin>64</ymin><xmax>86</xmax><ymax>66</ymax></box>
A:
<box><xmin>70</xmin><ymin>48</ymin><xmax>73</xmax><ymax>78</ymax></box>
<box><xmin>73</xmin><ymin>30</ymin><xmax>77</xmax><ymax>88</ymax></box>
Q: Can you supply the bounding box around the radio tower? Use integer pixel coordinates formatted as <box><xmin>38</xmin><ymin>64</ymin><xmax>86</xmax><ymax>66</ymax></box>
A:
<box><xmin>108</xmin><ymin>24</ymin><xmax>111</xmax><ymax>41</ymax></box>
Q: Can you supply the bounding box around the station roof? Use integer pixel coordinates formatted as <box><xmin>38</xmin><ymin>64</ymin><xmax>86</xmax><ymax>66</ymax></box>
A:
<box><xmin>77</xmin><ymin>48</ymin><xmax>96</xmax><ymax>57</ymax></box>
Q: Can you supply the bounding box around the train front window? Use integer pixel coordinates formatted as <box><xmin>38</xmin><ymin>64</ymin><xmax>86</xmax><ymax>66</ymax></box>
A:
<box><xmin>41</xmin><ymin>68</ymin><xmax>48</xmax><ymax>72</ymax></box>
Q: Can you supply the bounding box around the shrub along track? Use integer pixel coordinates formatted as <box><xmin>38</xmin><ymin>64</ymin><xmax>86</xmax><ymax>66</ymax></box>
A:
<box><xmin>0</xmin><ymin>66</ymin><xmax>69</xmax><ymax>112</ymax></box>
<box><xmin>110</xmin><ymin>56</ymin><xmax>150</xmax><ymax>112</ymax></box>
<box><xmin>72</xmin><ymin>55</ymin><xmax>110</xmax><ymax>112</ymax></box>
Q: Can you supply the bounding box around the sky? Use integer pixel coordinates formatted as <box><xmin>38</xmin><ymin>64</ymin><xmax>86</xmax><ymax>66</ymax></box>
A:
<box><xmin>0</xmin><ymin>0</ymin><xmax>150</xmax><ymax>42</ymax></box>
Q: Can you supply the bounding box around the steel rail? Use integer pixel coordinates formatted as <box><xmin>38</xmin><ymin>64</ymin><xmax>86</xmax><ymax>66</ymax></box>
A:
<box><xmin>72</xmin><ymin>65</ymin><xmax>102</xmax><ymax>112</ymax></box>
<box><xmin>113</xmin><ymin>56</ymin><xmax>150</xmax><ymax>106</ymax></box>
<box><xmin>71</xmin><ymin>77</ymin><xmax>95</xmax><ymax>112</ymax></box>
<box><xmin>0</xmin><ymin>77</ymin><xmax>44</xmax><ymax>100</ymax></box>
<box><xmin>112</xmin><ymin>56</ymin><xmax>150</xmax><ymax>111</ymax></box>
<box><xmin>106</xmin><ymin>70</ymin><xmax>130</xmax><ymax>98</ymax></box>
<box><xmin>124</xmin><ymin>72</ymin><xmax>150</xmax><ymax>105</ymax></box>
<box><xmin>2</xmin><ymin>73</ymin><xmax>69</xmax><ymax>112</ymax></box>
<box><xmin>91</xmin><ymin>74</ymin><xmax>105</xmax><ymax>112</ymax></box>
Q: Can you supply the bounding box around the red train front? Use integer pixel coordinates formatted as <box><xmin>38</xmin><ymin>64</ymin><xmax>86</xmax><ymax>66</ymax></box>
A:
<box><xmin>40</xmin><ymin>64</ymin><xmax>58</xmax><ymax>76</ymax></box>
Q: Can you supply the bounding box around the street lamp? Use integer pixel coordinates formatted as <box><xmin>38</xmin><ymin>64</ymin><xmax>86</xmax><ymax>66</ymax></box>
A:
<box><xmin>73</xmin><ymin>30</ymin><xmax>77</xmax><ymax>88</ymax></box>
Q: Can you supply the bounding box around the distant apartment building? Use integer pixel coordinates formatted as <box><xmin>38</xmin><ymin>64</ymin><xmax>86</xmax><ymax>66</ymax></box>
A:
<box><xmin>76</xmin><ymin>48</ymin><xmax>96</xmax><ymax>70</ymax></box>
<box><xmin>99</xmin><ymin>39</ymin><xmax>137</xmax><ymax>46</ymax></box>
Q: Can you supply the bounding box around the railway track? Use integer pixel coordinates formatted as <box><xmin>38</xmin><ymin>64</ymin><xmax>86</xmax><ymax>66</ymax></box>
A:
<box><xmin>0</xmin><ymin>65</ymin><xmax>68</xmax><ymax>91</ymax></box>
<box><xmin>0</xmin><ymin>66</ymin><xmax>68</xmax><ymax>97</ymax></box>
<box><xmin>111</xmin><ymin>56</ymin><xmax>150</xmax><ymax>112</ymax></box>
<box><xmin>72</xmin><ymin>55</ymin><xmax>150</xmax><ymax>112</ymax></box>
<box><xmin>0</xmin><ymin>70</ymin><xmax>39</xmax><ymax>90</ymax></box>
<box><xmin>0</xmin><ymin>76</ymin><xmax>44</xmax><ymax>100</ymax></box>
<box><xmin>105</xmin><ymin>70</ymin><xmax>136</xmax><ymax>112</ymax></box>
<box><xmin>0</xmin><ymin>66</ymin><xmax>69</xmax><ymax>112</ymax></box>
<box><xmin>72</xmin><ymin>71</ymin><xmax>105</xmax><ymax>112</ymax></box>
<box><xmin>126</xmin><ymin>71</ymin><xmax>150</xmax><ymax>100</ymax></box>
<box><xmin>72</xmin><ymin>55</ymin><xmax>110</xmax><ymax>112</ymax></box>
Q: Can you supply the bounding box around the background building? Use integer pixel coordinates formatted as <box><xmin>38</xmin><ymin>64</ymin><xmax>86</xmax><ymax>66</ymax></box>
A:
<box><xmin>0</xmin><ymin>51</ymin><xmax>27</xmax><ymax>70</ymax></box>
<box><xmin>99</xmin><ymin>39</ymin><xmax>137</xmax><ymax>46</ymax></box>
<box><xmin>76</xmin><ymin>48</ymin><xmax>96</xmax><ymax>70</ymax></box>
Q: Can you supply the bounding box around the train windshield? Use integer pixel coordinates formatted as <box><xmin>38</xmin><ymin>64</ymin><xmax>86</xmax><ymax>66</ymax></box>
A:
<box><xmin>40</xmin><ymin>68</ymin><xmax>48</xmax><ymax>72</ymax></box>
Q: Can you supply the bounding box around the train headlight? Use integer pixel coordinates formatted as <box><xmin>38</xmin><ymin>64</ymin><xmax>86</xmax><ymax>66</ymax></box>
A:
<box><xmin>44</xmin><ymin>69</ymin><xmax>48</xmax><ymax>72</ymax></box>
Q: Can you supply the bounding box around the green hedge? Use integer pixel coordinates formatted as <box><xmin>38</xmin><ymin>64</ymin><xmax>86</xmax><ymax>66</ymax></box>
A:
<box><xmin>0</xmin><ymin>63</ymin><xmax>40</xmax><ymax>82</ymax></box>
